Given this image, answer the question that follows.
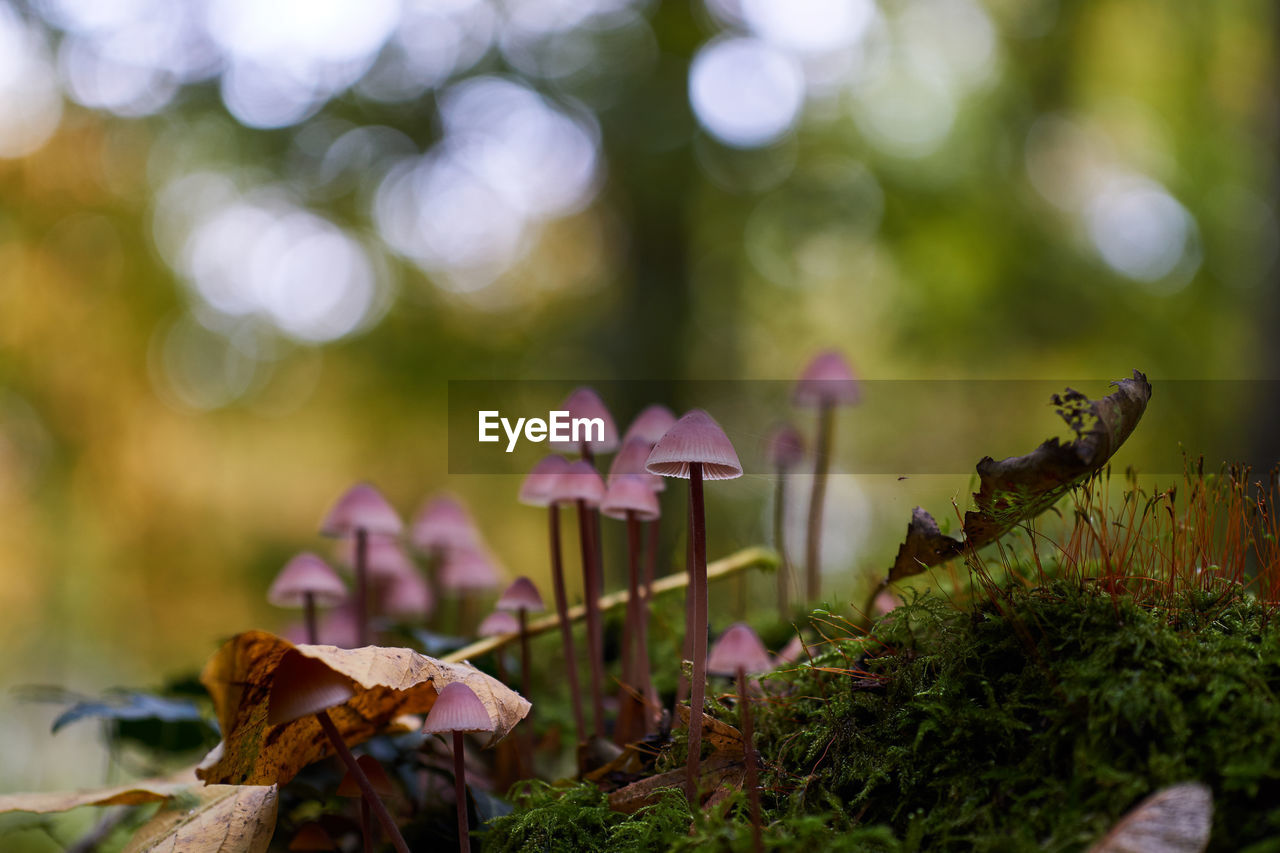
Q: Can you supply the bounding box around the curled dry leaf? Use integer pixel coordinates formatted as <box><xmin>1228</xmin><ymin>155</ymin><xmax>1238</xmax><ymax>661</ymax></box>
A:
<box><xmin>123</xmin><ymin>784</ymin><xmax>278</xmax><ymax>853</ymax></box>
<box><xmin>608</xmin><ymin>752</ymin><xmax>744</xmax><ymax>815</ymax></box>
<box><xmin>888</xmin><ymin>371</ymin><xmax>1152</xmax><ymax>582</ymax></box>
<box><xmin>1089</xmin><ymin>782</ymin><xmax>1213</xmax><ymax>853</ymax></box>
<box><xmin>196</xmin><ymin>631</ymin><xmax>531</xmax><ymax>786</ymax></box>
<box><xmin>0</xmin><ymin>768</ymin><xmax>200</xmax><ymax>814</ymax></box>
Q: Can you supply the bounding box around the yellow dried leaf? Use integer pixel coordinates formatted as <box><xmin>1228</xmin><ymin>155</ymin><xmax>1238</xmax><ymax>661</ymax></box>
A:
<box><xmin>196</xmin><ymin>631</ymin><xmax>530</xmax><ymax>786</ymax></box>
<box><xmin>0</xmin><ymin>768</ymin><xmax>200</xmax><ymax>814</ymax></box>
<box><xmin>124</xmin><ymin>784</ymin><xmax>278</xmax><ymax>853</ymax></box>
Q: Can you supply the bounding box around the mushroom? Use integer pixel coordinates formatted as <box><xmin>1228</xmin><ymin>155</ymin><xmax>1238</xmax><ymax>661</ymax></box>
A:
<box><xmin>320</xmin><ymin>483</ymin><xmax>404</xmax><ymax>646</ymax></box>
<box><xmin>622</xmin><ymin>404</ymin><xmax>678</xmax><ymax>448</ymax></box>
<box><xmin>421</xmin><ymin>682</ymin><xmax>496</xmax><ymax>853</ymax></box>
<box><xmin>518</xmin><ymin>455</ymin><xmax>587</xmax><ymax>745</ymax></box>
<box><xmin>267</xmin><ymin>651</ymin><xmax>410</xmax><ymax>853</ymax></box>
<box><xmin>268</xmin><ymin>553</ymin><xmax>347</xmax><ymax>644</ymax></box>
<box><xmin>337</xmin><ymin>754</ymin><xmax>398</xmax><ymax>853</ymax></box>
<box><xmin>600</xmin><ymin>474</ymin><xmax>661</xmax><ymax>742</ymax></box>
<box><xmin>476</xmin><ymin>609</ymin><xmax>519</xmax><ymax>683</ymax></box>
<box><xmin>552</xmin><ymin>387</ymin><xmax>620</xmax><ymax>466</ymax></box>
<box><xmin>288</xmin><ymin>822</ymin><xmax>338</xmax><ymax>851</ymax></box>
<box><xmin>764</xmin><ymin>424</ymin><xmax>805</xmax><ymax>618</ymax></box>
<box><xmin>552</xmin><ymin>460</ymin><xmax>609</xmax><ymax>739</ymax></box>
<box><xmin>707</xmin><ymin>623</ymin><xmax>773</xmax><ymax>853</ymax></box>
<box><xmin>410</xmin><ymin>495</ymin><xmax>481</xmax><ymax>556</ymax></box>
<box><xmin>437</xmin><ymin>546</ymin><xmax>503</xmax><ymax>635</ymax></box>
<box><xmin>792</xmin><ymin>350</ymin><xmax>859</xmax><ymax>602</ymax></box>
<box><xmin>495</xmin><ymin>577</ymin><xmax>546</xmax><ymax>701</ymax></box>
<box><xmin>645</xmin><ymin>409</ymin><xmax>743</xmax><ymax>804</ymax></box>
<box><xmin>338</xmin><ymin>539</ymin><xmax>426</xmax><ymax>637</ymax></box>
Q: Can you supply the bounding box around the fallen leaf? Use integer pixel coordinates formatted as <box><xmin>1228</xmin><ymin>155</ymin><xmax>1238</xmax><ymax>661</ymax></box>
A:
<box><xmin>1089</xmin><ymin>782</ymin><xmax>1213</xmax><ymax>853</ymax></box>
<box><xmin>0</xmin><ymin>770</ymin><xmax>198</xmax><ymax>814</ymax></box>
<box><xmin>123</xmin><ymin>784</ymin><xmax>278</xmax><ymax>853</ymax></box>
<box><xmin>674</xmin><ymin>706</ymin><xmax>744</xmax><ymax>756</ymax></box>
<box><xmin>607</xmin><ymin>753</ymin><xmax>743</xmax><ymax>815</ymax></box>
<box><xmin>888</xmin><ymin>371</ymin><xmax>1152</xmax><ymax>582</ymax></box>
<box><xmin>196</xmin><ymin>631</ymin><xmax>530</xmax><ymax>786</ymax></box>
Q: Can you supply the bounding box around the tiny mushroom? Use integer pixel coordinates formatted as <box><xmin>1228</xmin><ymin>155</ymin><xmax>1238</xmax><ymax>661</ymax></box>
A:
<box><xmin>552</xmin><ymin>387</ymin><xmax>619</xmax><ymax>464</ymax></box>
<box><xmin>337</xmin><ymin>754</ymin><xmax>397</xmax><ymax>853</ymax></box>
<box><xmin>622</xmin><ymin>404</ymin><xmax>678</xmax><ymax>447</ymax></box>
<box><xmin>438</xmin><ymin>546</ymin><xmax>503</xmax><ymax>635</ymax></box>
<box><xmin>320</xmin><ymin>483</ymin><xmax>404</xmax><ymax>647</ymax></box>
<box><xmin>495</xmin><ymin>577</ymin><xmax>546</xmax><ymax>701</ymax></box>
<box><xmin>792</xmin><ymin>350</ymin><xmax>860</xmax><ymax>602</ymax></box>
<box><xmin>646</xmin><ymin>409</ymin><xmax>742</xmax><ymax>805</ymax></box>
<box><xmin>410</xmin><ymin>495</ymin><xmax>480</xmax><ymax>557</ymax></box>
<box><xmin>707</xmin><ymin>623</ymin><xmax>773</xmax><ymax>853</ymax></box>
<box><xmin>421</xmin><ymin>682</ymin><xmax>496</xmax><ymax>853</ymax></box>
<box><xmin>267</xmin><ymin>651</ymin><xmax>410</xmax><ymax>853</ymax></box>
<box><xmin>268</xmin><ymin>553</ymin><xmax>347</xmax><ymax>645</ymax></box>
<box><xmin>764</xmin><ymin>423</ymin><xmax>805</xmax><ymax>618</ymax></box>
<box><xmin>476</xmin><ymin>609</ymin><xmax>520</xmax><ymax>684</ymax></box>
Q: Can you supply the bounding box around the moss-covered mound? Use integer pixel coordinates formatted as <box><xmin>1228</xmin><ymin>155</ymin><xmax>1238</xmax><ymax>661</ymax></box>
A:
<box><xmin>485</xmin><ymin>582</ymin><xmax>1280</xmax><ymax>851</ymax></box>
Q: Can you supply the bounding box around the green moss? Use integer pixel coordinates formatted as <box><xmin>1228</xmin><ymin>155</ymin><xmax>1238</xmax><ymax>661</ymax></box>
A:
<box><xmin>481</xmin><ymin>781</ymin><xmax>691</xmax><ymax>852</ymax></box>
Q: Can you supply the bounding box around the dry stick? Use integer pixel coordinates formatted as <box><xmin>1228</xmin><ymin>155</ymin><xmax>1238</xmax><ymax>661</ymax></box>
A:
<box><xmin>354</xmin><ymin>528</ymin><xmax>369</xmax><ymax>646</ymax></box>
<box><xmin>686</xmin><ymin>462</ymin><xmax>709</xmax><ymax>807</ymax></box>
<box><xmin>547</xmin><ymin>503</ymin><xmax>587</xmax><ymax>744</ymax></box>
<box><xmin>452</xmin><ymin>731</ymin><xmax>470</xmax><ymax>852</ymax></box>
<box><xmin>316</xmin><ymin>711</ymin><xmax>410</xmax><ymax>853</ymax></box>
<box><xmin>577</xmin><ymin>499</ymin><xmax>607</xmax><ymax>738</ymax></box>
<box><xmin>303</xmin><ymin>591</ymin><xmax>318</xmax><ymax>645</ymax></box>
<box><xmin>774</xmin><ymin>467</ymin><xmax>790</xmax><ymax>619</ymax></box>
<box><xmin>738</xmin><ymin>665</ymin><xmax>764</xmax><ymax>853</ymax></box>
<box><xmin>805</xmin><ymin>400</ymin><xmax>835</xmax><ymax>602</ymax></box>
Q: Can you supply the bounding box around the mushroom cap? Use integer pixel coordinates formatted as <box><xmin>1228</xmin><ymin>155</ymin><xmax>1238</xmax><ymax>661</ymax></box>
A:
<box><xmin>792</xmin><ymin>350</ymin><xmax>860</xmax><ymax>407</ymax></box>
<box><xmin>268</xmin><ymin>553</ymin><xmax>347</xmax><ymax>609</ymax></box>
<box><xmin>380</xmin><ymin>569</ymin><xmax>435</xmax><ymax>619</ymax></box>
<box><xmin>496</xmin><ymin>576</ymin><xmax>545</xmax><ymax>613</ymax></box>
<box><xmin>550</xmin><ymin>387</ymin><xmax>619</xmax><ymax>453</ymax></box>
<box><xmin>267</xmin><ymin>651</ymin><xmax>357</xmax><ymax>726</ymax></box>
<box><xmin>336</xmin><ymin>754</ymin><xmax>397</xmax><ymax>798</ymax></box>
<box><xmin>338</xmin><ymin>538</ymin><xmax>417</xmax><ymax>580</ymax></box>
<box><xmin>518</xmin><ymin>455</ymin><xmax>572</xmax><ymax>507</ymax></box>
<box><xmin>608</xmin><ymin>438</ymin><xmax>665</xmax><ymax>492</ymax></box>
<box><xmin>319</xmin><ymin>483</ymin><xmax>403</xmax><ymax>539</ymax></box>
<box><xmin>764</xmin><ymin>423</ymin><xmax>805</xmax><ymax>470</ymax></box>
<box><xmin>422</xmin><ymin>681</ymin><xmax>495</xmax><ymax>734</ymax></box>
<box><xmin>622</xmin><ymin>404</ymin><xmax>678</xmax><ymax>445</ymax></box>
<box><xmin>548</xmin><ymin>459</ymin><xmax>606</xmax><ymax>506</ymax></box>
<box><xmin>477</xmin><ymin>609</ymin><xmax>520</xmax><ymax>637</ymax></box>
<box><xmin>410</xmin><ymin>495</ymin><xmax>480</xmax><ymax>553</ymax></box>
<box><xmin>600</xmin><ymin>475</ymin><xmax>661</xmax><ymax>522</ymax></box>
<box><xmin>438</xmin><ymin>546</ymin><xmax>503</xmax><ymax>593</ymax></box>
<box><xmin>645</xmin><ymin>409</ymin><xmax>743</xmax><ymax>480</ymax></box>
<box><xmin>288</xmin><ymin>823</ymin><xmax>338</xmax><ymax>851</ymax></box>
<box><xmin>707</xmin><ymin>622</ymin><xmax>773</xmax><ymax>676</ymax></box>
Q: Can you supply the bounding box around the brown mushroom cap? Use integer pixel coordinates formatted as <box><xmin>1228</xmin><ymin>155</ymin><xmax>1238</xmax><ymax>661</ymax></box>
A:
<box><xmin>268</xmin><ymin>553</ymin><xmax>348</xmax><ymax>609</ymax></box>
<box><xmin>421</xmin><ymin>682</ymin><xmax>495</xmax><ymax>734</ymax></box>
<box><xmin>267</xmin><ymin>650</ymin><xmax>358</xmax><ymax>726</ymax></box>
<box><xmin>495</xmin><ymin>577</ymin><xmax>546</xmax><ymax>613</ymax></box>
<box><xmin>320</xmin><ymin>483</ymin><xmax>403</xmax><ymax>539</ymax></box>
<box><xmin>645</xmin><ymin>409</ymin><xmax>743</xmax><ymax>480</ymax></box>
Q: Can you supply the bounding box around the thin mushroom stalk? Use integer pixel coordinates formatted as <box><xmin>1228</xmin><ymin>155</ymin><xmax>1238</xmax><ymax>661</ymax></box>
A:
<box><xmin>804</xmin><ymin>399</ymin><xmax>834</xmax><ymax>602</ymax></box>
<box><xmin>421</xmin><ymin>681</ymin><xmax>497</xmax><ymax>853</ymax></box>
<box><xmin>316</xmin><ymin>712</ymin><xmax>410</xmax><ymax>853</ymax></box>
<box><xmin>738</xmin><ymin>666</ymin><xmax>764</xmax><ymax>853</ymax></box>
<box><xmin>354</xmin><ymin>528</ymin><xmax>369</xmax><ymax>646</ymax></box>
<box><xmin>303</xmin><ymin>592</ymin><xmax>318</xmax><ymax>645</ymax></box>
<box><xmin>774</xmin><ymin>471</ymin><xmax>789</xmax><ymax>618</ymax></box>
<box><xmin>708</xmin><ymin>623</ymin><xmax>771</xmax><ymax>853</ymax></box>
<box><xmin>686</xmin><ymin>463</ymin><xmax>709</xmax><ymax>803</ymax></box>
<box><xmin>577</xmin><ymin>498</ymin><xmax>607</xmax><ymax>737</ymax></box>
<box><xmin>549</xmin><ymin>504</ymin><xmax>587</xmax><ymax>742</ymax></box>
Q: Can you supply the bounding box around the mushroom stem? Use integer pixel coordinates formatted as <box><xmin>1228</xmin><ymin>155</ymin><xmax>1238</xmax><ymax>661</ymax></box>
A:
<box><xmin>547</xmin><ymin>504</ymin><xmax>587</xmax><ymax>744</ymax></box>
<box><xmin>805</xmin><ymin>399</ymin><xmax>834</xmax><ymax>602</ymax></box>
<box><xmin>774</xmin><ymin>465</ymin><xmax>790</xmax><ymax>619</ymax></box>
<box><xmin>576</xmin><ymin>499</ymin><xmax>607</xmax><ymax>738</ymax></box>
<box><xmin>615</xmin><ymin>510</ymin><xmax>646</xmax><ymax>744</ymax></box>
<box><xmin>315</xmin><ymin>711</ymin><xmax>410</xmax><ymax>853</ymax></box>
<box><xmin>452</xmin><ymin>730</ymin><xmax>469</xmax><ymax>853</ymax></box>
<box><xmin>361</xmin><ymin>799</ymin><xmax>373</xmax><ymax>853</ymax></box>
<box><xmin>685</xmin><ymin>462</ymin><xmax>708</xmax><ymax>806</ymax></box>
<box><xmin>675</xmin><ymin>502</ymin><xmax>694</xmax><ymax>716</ymax></box>
<box><xmin>354</xmin><ymin>528</ymin><xmax>369</xmax><ymax>646</ymax></box>
<box><xmin>738</xmin><ymin>665</ymin><xmax>764</xmax><ymax>853</ymax></box>
<box><xmin>303</xmin><ymin>592</ymin><xmax>318</xmax><ymax>645</ymax></box>
<box><xmin>518</xmin><ymin>609</ymin><xmax>532</xmax><ymax>701</ymax></box>
<box><xmin>640</xmin><ymin>519</ymin><xmax>659</xmax><ymax>732</ymax></box>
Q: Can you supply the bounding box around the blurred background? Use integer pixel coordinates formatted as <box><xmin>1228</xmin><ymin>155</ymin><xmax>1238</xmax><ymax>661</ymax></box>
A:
<box><xmin>0</xmin><ymin>0</ymin><xmax>1276</xmax><ymax>799</ymax></box>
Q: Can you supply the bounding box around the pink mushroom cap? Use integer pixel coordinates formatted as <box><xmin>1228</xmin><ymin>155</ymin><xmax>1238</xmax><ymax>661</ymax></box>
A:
<box><xmin>319</xmin><ymin>483</ymin><xmax>403</xmax><ymax>539</ymax></box>
<box><xmin>268</xmin><ymin>553</ymin><xmax>347</xmax><ymax>609</ymax></box>
<box><xmin>496</xmin><ymin>576</ymin><xmax>546</xmax><ymax>613</ymax></box>
<box><xmin>380</xmin><ymin>569</ymin><xmax>435</xmax><ymax>619</ymax></box>
<box><xmin>707</xmin><ymin>622</ymin><xmax>774</xmax><ymax>676</ymax></box>
<box><xmin>337</xmin><ymin>538</ymin><xmax>417</xmax><ymax>580</ymax></box>
<box><xmin>764</xmin><ymin>423</ymin><xmax>805</xmax><ymax>470</ymax></box>
<box><xmin>645</xmin><ymin>409</ymin><xmax>743</xmax><ymax>480</ymax></box>
<box><xmin>549</xmin><ymin>460</ymin><xmax>606</xmax><ymax>506</ymax></box>
<box><xmin>438</xmin><ymin>547</ymin><xmax>503</xmax><ymax>593</ymax></box>
<box><xmin>422</xmin><ymin>682</ymin><xmax>495</xmax><ymax>734</ymax></box>
<box><xmin>622</xmin><ymin>404</ymin><xmax>678</xmax><ymax>445</ymax></box>
<box><xmin>608</xmin><ymin>438</ymin><xmax>665</xmax><ymax>492</ymax></box>
<box><xmin>792</xmin><ymin>349</ymin><xmax>860</xmax><ymax>407</ymax></box>
<box><xmin>600</xmin><ymin>475</ymin><xmax>661</xmax><ymax>522</ymax></box>
<box><xmin>410</xmin><ymin>495</ymin><xmax>480</xmax><ymax>553</ymax></box>
<box><xmin>518</xmin><ymin>456</ymin><xmax>572</xmax><ymax>507</ymax></box>
<box><xmin>551</xmin><ymin>387</ymin><xmax>619</xmax><ymax>453</ymax></box>
<box><xmin>477</xmin><ymin>609</ymin><xmax>520</xmax><ymax>637</ymax></box>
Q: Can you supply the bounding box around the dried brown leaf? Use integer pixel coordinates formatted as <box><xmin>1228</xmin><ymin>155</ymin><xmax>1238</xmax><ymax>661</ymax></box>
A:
<box><xmin>195</xmin><ymin>631</ymin><xmax>530</xmax><ymax>786</ymax></box>
<box><xmin>674</xmin><ymin>706</ymin><xmax>744</xmax><ymax>756</ymax></box>
<box><xmin>0</xmin><ymin>769</ymin><xmax>199</xmax><ymax>814</ymax></box>
<box><xmin>888</xmin><ymin>371</ymin><xmax>1152</xmax><ymax>582</ymax></box>
<box><xmin>607</xmin><ymin>752</ymin><xmax>744</xmax><ymax>815</ymax></box>
<box><xmin>1089</xmin><ymin>783</ymin><xmax>1213</xmax><ymax>853</ymax></box>
<box><xmin>123</xmin><ymin>784</ymin><xmax>278</xmax><ymax>853</ymax></box>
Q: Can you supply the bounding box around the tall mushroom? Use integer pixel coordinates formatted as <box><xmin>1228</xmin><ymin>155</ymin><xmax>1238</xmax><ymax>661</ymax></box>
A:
<box><xmin>518</xmin><ymin>455</ymin><xmax>587</xmax><ymax>746</ymax></box>
<box><xmin>336</xmin><ymin>754</ymin><xmax>398</xmax><ymax>853</ymax></box>
<box><xmin>764</xmin><ymin>424</ymin><xmax>805</xmax><ymax>618</ymax></box>
<box><xmin>437</xmin><ymin>546</ymin><xmax>503</xmax><ymax>636</ymax></box>
<box><xmin>495</xmin><ymin>577</ymin><xmax>546</xmax><ymax>702</ymax></box>
<box><xmin>268</xmin><ymin>553</ymin><xmax>347</xmax><ymax>644</ymax></box>
<box><xmin>707</xmin><ymin>623</ymin><xmax>773</xmax><ymax>853</ymax></box>
<box><xmin>320</xmin><ymin>483</ymin><xmax>404</xmax><ymax>647</ymax></box>
<box><xmin>267</xmin><ymin>651</ymin><xmax>410</xmax><ymax>853</ymax></box>
<box><xmin>646</xmin><ymin>409</ymin><xmax>743</xmax><ymax>804</ymax></box>
<box><xmin>600</xmin><ymin>474</ymin><xmax>660</xmax><ymax>743</ymax></box>
<box><xmin>793</xmin><ymin>350</ymin><xmax>859</xmax><ymax>602</ymax></box>
<box><xmin>421</xmin><ymin>682</ymin><xmax>496</xmax><ymax>853</ymax></box>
